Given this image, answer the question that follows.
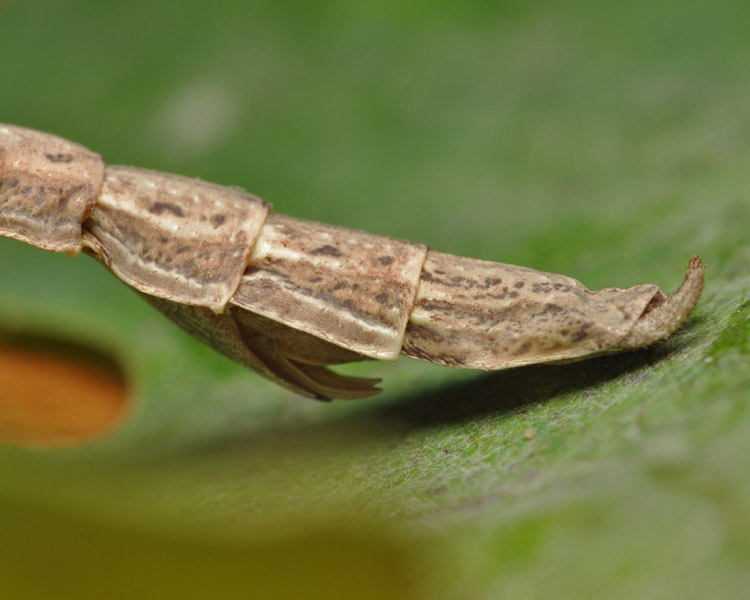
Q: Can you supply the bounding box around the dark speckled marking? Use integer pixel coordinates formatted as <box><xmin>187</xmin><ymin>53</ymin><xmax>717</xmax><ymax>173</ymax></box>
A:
<box><xmin>513</xmin><ymin>341</ymin><xmax>533</xmax><ymax>356</ymax></box>
<box><xmin>45</xmin><ymin>152</ymin><xmax>74</xmax><ymax>163</ymax></box>
<box><xmin>149</xmin><ymin>201</ymin><xmax>185</xmax><ymax>217</ymax></box>
<box><xmin>311</xmin><ymin>244</ymin><xmax>342</xmax><ymax>257</ymax></box>
<box><xmin>376</xmin><ymin>256</ymin><xmax>394</xmax><ymax>265</ymax></box>
<box><xmin>478</xmin><ymin>277</ymin><xmax>502</xmax><ymax>289</ymax></box>
<box><xmin>571</xmin><ymin>323</ymin><xmax>593</xmax><ymax>342</ymax></box>
<box><xmin>58</xmin><ymin>184</ymin><xmax>83</xmax><ymax>208</ymax></box>
<box><xmin>422</xmin><ymin>270</ymin><xmax>502</xmax><ymax>291</ymax></box>
<box><xmin>211</xmin><ymin>214</ymin><xmax>226</xmax><ymax>227</ymax></box>
<box><xmin>540</xmin><ymin>303</ymin><xmax>564</xmax><ymax>316</ymax></box>
<box><xmin>375</xmin><ymin>293</ymin><xmax>389</xmax><ymax>304</ymax></box>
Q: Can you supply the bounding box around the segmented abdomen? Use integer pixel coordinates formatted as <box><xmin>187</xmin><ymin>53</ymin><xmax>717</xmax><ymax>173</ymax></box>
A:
<box><xmin>0</xmin><ymin>124</ymin><xmax>704</xmax><ymax>400</ymax></box>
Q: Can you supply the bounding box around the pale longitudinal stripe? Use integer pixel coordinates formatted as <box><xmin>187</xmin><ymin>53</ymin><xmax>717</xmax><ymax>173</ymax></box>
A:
<box><xmin>232</xmin><ymin>213</ymin><xmax>429</xmax><ymax>360</ymax></box>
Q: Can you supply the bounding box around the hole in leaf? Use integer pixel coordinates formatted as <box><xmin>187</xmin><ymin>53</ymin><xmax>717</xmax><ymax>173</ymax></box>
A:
<box><xmin>0</xmin><ymin>333</ymin><xmax>128</xmax><ymax>447</ymax></box>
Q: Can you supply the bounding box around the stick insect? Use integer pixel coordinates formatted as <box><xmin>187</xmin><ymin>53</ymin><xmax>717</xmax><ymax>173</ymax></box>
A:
<box><xmin>0</xmin><ymin>124</ymin><xmax>704</xmax><ymax>400</ymax></box>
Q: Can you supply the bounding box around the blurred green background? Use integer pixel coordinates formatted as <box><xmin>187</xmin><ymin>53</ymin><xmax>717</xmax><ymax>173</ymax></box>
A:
<box><xmin>1</xmin><ymin>0</ymin><xmax>749</xmax><ymax>598</ymax></box>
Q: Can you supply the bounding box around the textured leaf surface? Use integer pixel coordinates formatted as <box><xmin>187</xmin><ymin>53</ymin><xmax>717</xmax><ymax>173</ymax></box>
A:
<box><xmin>1</xmin><ymin>0</ymin><xmax>749</xmax><ymax>598</ymax></box>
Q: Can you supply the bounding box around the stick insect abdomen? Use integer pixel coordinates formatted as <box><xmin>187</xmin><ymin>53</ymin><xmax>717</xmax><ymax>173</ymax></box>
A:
<box><xmin>0</xmin><ymin>124</ymin><xmax>705</xmax><ymax>400</ymax></box>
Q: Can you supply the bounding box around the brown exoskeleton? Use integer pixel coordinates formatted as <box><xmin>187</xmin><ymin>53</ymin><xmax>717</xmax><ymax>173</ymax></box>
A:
<box><xmin>0</xmin><ymin>124</ymin><xmax>704</xmax><ymax>399</ymax></box>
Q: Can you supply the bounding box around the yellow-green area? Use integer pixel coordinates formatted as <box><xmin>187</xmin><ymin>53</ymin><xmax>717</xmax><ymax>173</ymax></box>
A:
<box><xmin>1</xmin><ymin>0</ymin><xmax>748</xmax><ymax>598</ymax></box>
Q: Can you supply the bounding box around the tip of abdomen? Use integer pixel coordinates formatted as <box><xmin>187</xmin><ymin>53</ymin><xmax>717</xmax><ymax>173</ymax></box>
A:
<box><xmin>617</xmin><ymin>256</ymin><xmax>705</xmax><ymax>349</ymax></box>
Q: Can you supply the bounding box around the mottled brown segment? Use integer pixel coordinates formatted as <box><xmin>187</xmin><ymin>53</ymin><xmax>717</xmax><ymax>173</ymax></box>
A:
<box><xmin>0</xmin><ymin>124</ymin><xmax>104</xmax><ymax>254</ymax></box>
<box><xmin>84</xmin><ymin>166</ymin><xmax>269</xmax><ymax>312</ymax></box>
<box><xmin>402</xmin><ymin>251</ymin><xmax>666</xmax><ymax>369</ymax></box>
<box><xmin>231</xmin><ymin>213</ymin><xmax>428</xmax><ymax>360</ymax></box>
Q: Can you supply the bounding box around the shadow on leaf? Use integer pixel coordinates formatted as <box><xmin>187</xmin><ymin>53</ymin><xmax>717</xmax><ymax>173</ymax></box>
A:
<box><xmin>366</xmin><ymin>326</ymin><xmax>698</xmax><ymax>430</ymax></box>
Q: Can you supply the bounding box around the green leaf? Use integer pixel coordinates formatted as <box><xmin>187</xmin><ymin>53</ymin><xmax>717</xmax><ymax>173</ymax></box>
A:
<box><xmin>1</xmin><ymin>0</ymin><xmax>749</xmax><ymax>597</ymax></box>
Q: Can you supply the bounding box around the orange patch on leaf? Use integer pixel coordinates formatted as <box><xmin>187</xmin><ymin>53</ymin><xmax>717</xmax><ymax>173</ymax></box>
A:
<box><xmin>0</xmin><ymin>343</ymin><xmax>127</xmax><ymax>447</ymax></box>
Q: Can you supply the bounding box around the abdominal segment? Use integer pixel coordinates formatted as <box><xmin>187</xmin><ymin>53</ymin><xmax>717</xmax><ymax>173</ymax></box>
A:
<box><xmin>401</xmin><ymin>252</ymin><xmax>703</xmax><ymax>371</ymax></box>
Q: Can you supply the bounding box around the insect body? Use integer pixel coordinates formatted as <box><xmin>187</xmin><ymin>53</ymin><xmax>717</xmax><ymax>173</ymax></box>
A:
<box><xmin>0</xmin><ymin>124</ymin><xmax>704</xmax><ymax>399</ymax></box>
